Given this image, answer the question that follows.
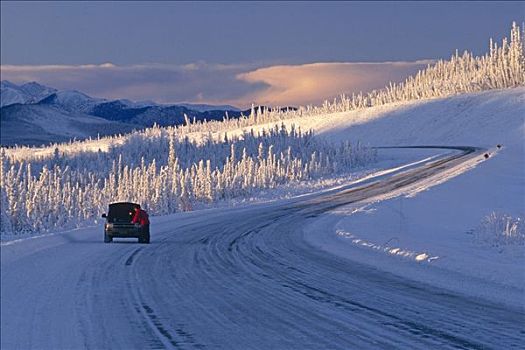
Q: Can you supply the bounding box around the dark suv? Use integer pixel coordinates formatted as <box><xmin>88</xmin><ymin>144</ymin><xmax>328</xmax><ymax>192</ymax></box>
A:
<box><xmin>101</xmin><ymin>202</ymin><xmax>150</xmax><ymax>243</ymax></box>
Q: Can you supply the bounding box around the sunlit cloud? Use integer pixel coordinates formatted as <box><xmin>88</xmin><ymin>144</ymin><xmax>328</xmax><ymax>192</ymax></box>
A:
<box><xmin>1</xmin><ymin>61</ymin><xmax>433</xmax><ymax>108</ymax></box>
<box><xmin>235</xmin><ymin>61</ymin><xmax>433</xmax><ymax>106</ymax></box>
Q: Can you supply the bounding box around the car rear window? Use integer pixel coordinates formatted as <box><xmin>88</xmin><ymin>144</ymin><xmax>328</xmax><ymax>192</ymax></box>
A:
<box><xmin>107</xmin><ymin>203</ymin><xmax>138</xmax><ymax>223</ymax></box>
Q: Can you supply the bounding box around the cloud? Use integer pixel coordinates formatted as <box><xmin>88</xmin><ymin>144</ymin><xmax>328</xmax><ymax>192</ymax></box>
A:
<box><xmin>1</xmin><ymin>61</ymin><xmax>432</xmax><ymax>108</ymax></box>
<box><xmin>0</xmin><ymin>62</ymin><xmax>260</xmax><ymax>105</ymax></box>
<box><xmin>235</xmin><ymin>61</ymin><xmax>433</xmax><ymax>106</ymax></box>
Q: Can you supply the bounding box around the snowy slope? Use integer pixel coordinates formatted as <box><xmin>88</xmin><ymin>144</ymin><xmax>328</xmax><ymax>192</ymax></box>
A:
<box><xmin>38</xmin><ymin>90</ymin><xmax>106</xmax><ymax>113</ymax></box>
<box><xmin>220</xmin><ymin>87</ymin><xmax>524</xmax><ymax>148</ymax></box>
<box><xmin>1</xmin><ymin>81</ymin><xmax>248</xmax><ymax>145</ymax></box>
<box><xmin>306</xmin><ymin>144</ymin><xmax>524</xmax><ymax>301</ymax></box>
<box><xmin>285</xmin><ymin>88</ymin><xmax>525</xmax><ymax>305</ymax></box>
<box><xmin>0</xmin><ymin>104</ymin><xmax>135</xmax><ymax>146</ymax></box>
<box><xmin>0</xmin><ymin>81</ymin><xmax>57</xmax><ymax>107</ymax></box>
<box><xmin>0</xmin><ymin>85</ymin><xmax>28</xmax><ymax>107</ymax></box>
<box><xmin>18</xmin><ymin>81</ymin><xmax>57</xmax><ymax>101</ymax></box>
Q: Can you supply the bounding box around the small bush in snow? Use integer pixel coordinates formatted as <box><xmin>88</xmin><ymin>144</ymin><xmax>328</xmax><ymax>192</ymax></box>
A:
<box><xmin>475</xmin><ymin>212</ymin><xmax>525</xmax><ymax>246</ymax></box>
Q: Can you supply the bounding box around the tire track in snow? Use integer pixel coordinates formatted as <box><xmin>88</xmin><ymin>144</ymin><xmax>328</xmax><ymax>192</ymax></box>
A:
<box><xmin>125</xmin><ymin>241</ymin><xmax>206</xmax><ymax>349</ymax></box>
<box><xmin>125</xmin><ymin>247</ymin><xmax>143</xmax><ymax>266</ymax></box>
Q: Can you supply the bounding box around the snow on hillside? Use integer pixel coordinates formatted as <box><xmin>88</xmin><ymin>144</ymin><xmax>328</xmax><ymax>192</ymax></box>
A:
<box><xmin>18</xmin><ymin>81</ymin><xmax>57</xmax><ymax>101</ymax></box>
<box><xmin>0</xmin><ymin>85</ymin><xmax>27</xmax><ymax>107</ymax></box>
<box><xmin>246</xmin><ymin>87</ymin><xmax>525</xmax><ymax>148</ymax></box>
<box><xmin>0</xmin><ymin>81</ymin><xmax>57</xmax><ymax>107</ymax></box>
<box><xmin>297</xmin><ymin>88</ymin><xmax>525</xmax><ymax>306</ymax></box>
<box><xmin>3</xmin><ymin>88</ymin><xmax>522</xmax><ymax>231</ymax></box>
<box><xmin>1</xmin><ymin>81</ymin><xmax>251</xmax><ymax>146</ymax></box>
<box><xmin>43</xmin><ymin>90</ymin><xmax>106</xmax><ymax>113</ymax></box>
<box><xmin>0</xmin><ymin>104</ymin><xmax>136</xmax><ymax>146</ymax></box>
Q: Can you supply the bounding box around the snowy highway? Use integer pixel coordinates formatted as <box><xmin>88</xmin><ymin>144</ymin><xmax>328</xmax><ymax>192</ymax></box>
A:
<box><xmin>2</xmin><ymin>147</ymin><xmax>524</xmax><ymax>349</ymax></box>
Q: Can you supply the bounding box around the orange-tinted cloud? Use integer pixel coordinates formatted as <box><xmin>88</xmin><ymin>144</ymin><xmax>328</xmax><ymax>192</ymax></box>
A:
<box><xmin>235</xmin><ymin>61</ymin><xmax>432</xmax><ymax>106</ymax></box>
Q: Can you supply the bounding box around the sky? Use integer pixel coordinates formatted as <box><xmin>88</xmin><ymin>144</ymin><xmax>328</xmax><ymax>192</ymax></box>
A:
<box><xmin>1</xmin><ymin>1</ymin><xmax>523</xmax><ymax>107</ymax></box>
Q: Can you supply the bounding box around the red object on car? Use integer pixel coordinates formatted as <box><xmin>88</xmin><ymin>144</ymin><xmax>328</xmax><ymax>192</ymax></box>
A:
<box><xmin>131</xmin><ymin>207</ymin><xmax>150</xmax><ymax>226</ymax></box>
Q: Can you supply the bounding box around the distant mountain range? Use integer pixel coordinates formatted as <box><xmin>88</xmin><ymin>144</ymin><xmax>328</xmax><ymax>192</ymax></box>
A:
<box><xmin>1</xmin><ymin>80</ymin><xmax>59</xmax><ymax>106</ymax></box>
<box><xmin>0</xmin><ymin>81</ymin><xmax>256</xmax><ymax>147</ymax></box>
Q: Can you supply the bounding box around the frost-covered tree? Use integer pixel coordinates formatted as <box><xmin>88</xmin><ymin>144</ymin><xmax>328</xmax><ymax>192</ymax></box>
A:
<box><xmin>0</xmin><ymin>124</ymin><xmax>376</xmax><ymax>235</ymax></box>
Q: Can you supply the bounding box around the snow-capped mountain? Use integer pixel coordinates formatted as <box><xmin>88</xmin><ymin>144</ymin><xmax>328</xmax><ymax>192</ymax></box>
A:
<box><xmin>0</xmin><ymin>84</ymin><xmax>27</xmax><ymax>107</ymax></box>
<box><xmin>18</xmin><ymin>81</ymin><xmax>57</xmax><ymax>100</ymax></box>
<box><xmin>0</xmin><ymin>80</ymin><xmax>295</xmax><ymax>146</ymax></box>
<box><xmin>0</xmin><ymin>80</ymin><xmax>244</xmax><ymax>114</ymax></box>
<box><xmin>0</xmin><ymin>103</ymin><xmax>136</xmax><ymax>146</ymax></box>
<box><xmin>0</xmin><ymin>80</ymin><xmax>249</xmax><ymax>146</ymax></box>
<box><xmin>0</xmin><ymin>81</ymin><xmax>57</xmax><ymax>107</ymax></box>
<box><xmin>38</xmin><ymin>90</ymin><xmax>106</xmax><ymax>113</ymax></box>
<box><xmin>0</xmin><ymin>81</ymin><xmax>244</xmax><ymax>118</ymax></box>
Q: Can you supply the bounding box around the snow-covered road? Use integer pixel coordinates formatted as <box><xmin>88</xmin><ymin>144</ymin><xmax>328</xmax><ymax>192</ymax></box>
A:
<box><xmin>2</xmin><ymin>147</ymin><xmax>523</xmax><ymax>349</ymax></box>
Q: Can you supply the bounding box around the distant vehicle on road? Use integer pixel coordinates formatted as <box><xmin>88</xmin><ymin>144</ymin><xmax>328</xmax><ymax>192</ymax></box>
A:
<box><xmin>101</xmin><ymin>202</ymin><xmax>150</xmax><ymax>243</ymax></box>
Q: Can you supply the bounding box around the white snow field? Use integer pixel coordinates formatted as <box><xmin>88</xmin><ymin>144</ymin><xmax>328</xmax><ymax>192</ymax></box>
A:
<box><xmin>1</xmin><ymin>87</ymin><xmax>524</xmax><ymax>349</ymax></box>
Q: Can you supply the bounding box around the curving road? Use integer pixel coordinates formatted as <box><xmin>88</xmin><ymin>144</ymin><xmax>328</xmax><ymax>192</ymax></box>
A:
<box><xmin>2</xmin><ymin>147</ymin><xmax>524</xmax><ymax>349</ymax></box>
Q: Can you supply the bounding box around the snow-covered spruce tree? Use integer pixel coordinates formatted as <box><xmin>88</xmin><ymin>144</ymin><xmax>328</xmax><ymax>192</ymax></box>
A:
<box><xmin>0</xmin><ymin>149</ymin><xmax>14</xmax><ymax>234</ymax></box>
<box><xmin>0</xmin><ymin>125</ymin><xmax>376</xmax><ymax>235</ymax></box>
